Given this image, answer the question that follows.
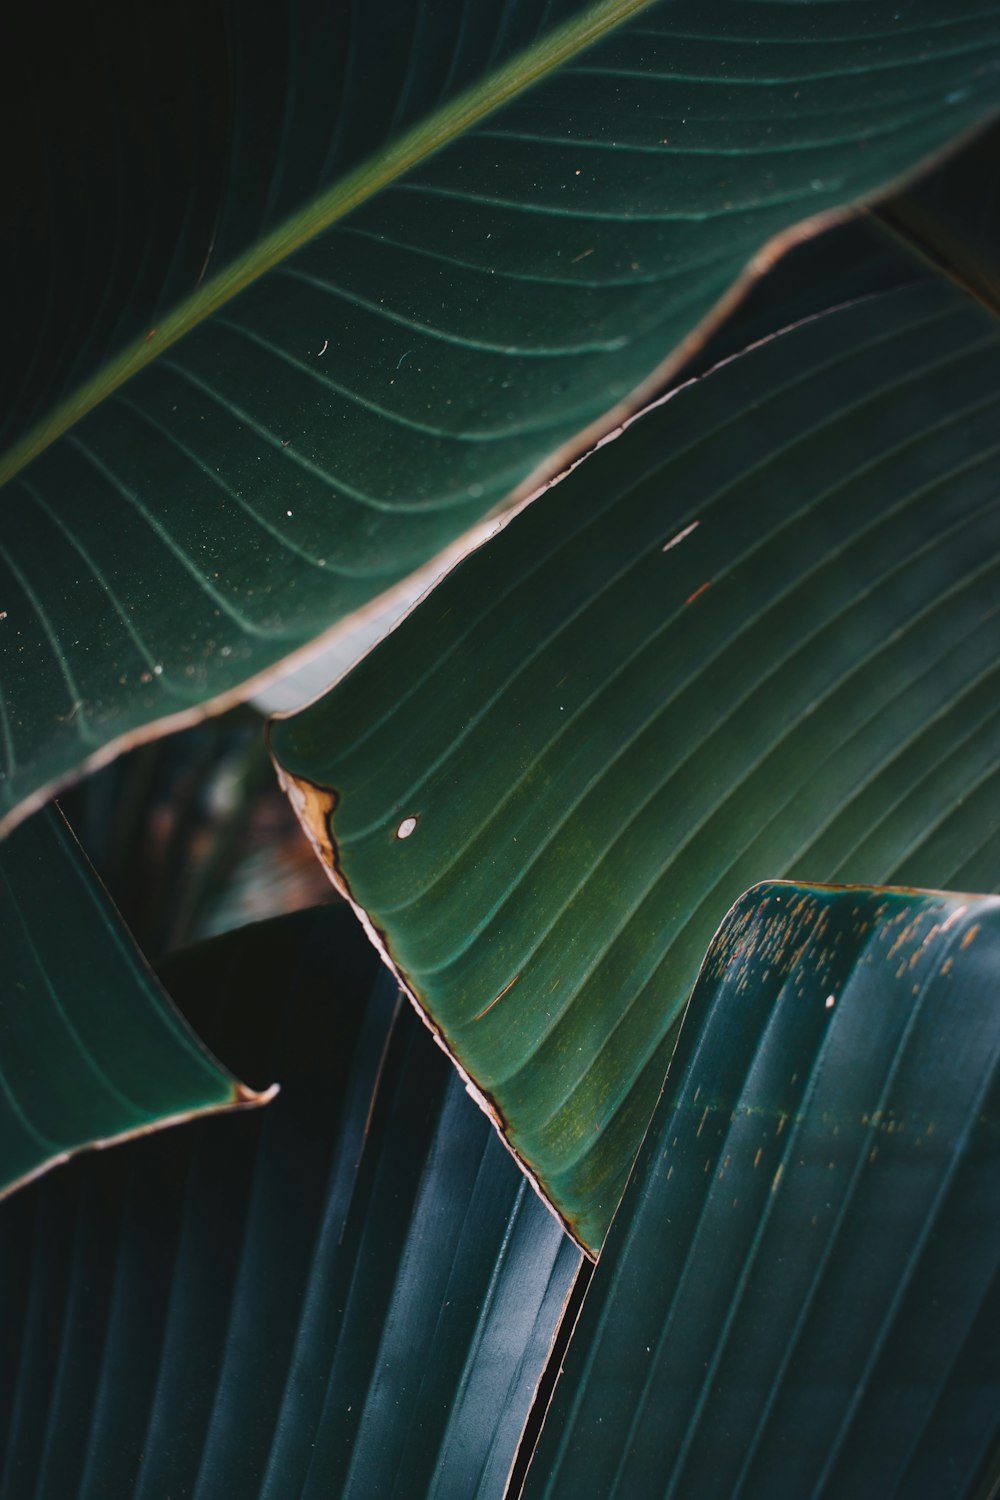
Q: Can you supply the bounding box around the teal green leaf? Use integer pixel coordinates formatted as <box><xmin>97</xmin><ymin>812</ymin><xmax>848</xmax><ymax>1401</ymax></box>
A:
<box><xmin>0</xmin><ymin>905</ymin><xmax>581</xmax><ymax>1498</ymax></box>
<box><xmin>523</xmin><ymin>882</ymin><xmax>1000</xmax><ymax>1500</ymax></box>
<box><xmin>0</xmin><ymin>807</ymin><xmax>263</xmax><ymax>1198</ymax></box>
<box><xmin>4</xmin><ymin>4</ymin><xmax>1000</xmax><ymax>833</ymax></box>
<box><xmin>272</xmin><ymin>278</ymin><xmax>1000</xmax><ymax>1251</ymax></box>
<box><xmin>253</xmin><ymin>213</ymin><xmax>933</xmax><ymax>716</ymax></box>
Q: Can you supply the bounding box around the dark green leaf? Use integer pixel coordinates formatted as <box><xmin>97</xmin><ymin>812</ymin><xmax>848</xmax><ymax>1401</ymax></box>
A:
<box><xmin>877</xmin><ymin>115</ymin><xmax>1000</xmax><ymax>317</ymax></box>
<box><xmin>2</xmin><ymin>0</ymin><xmax>598</xmax><ymax>451</ymax></box>
<box><xmin>0</xmin><ymin>807</ymin><xmax>260</xmax><ymax>1197</ymax></box>
<box><xmin>0</xmin><ymin>905</ymin><xmax>581</xmax><ymax>1499</ymax></box>
<box><xmin>523</xmin><ymin>882</ymin><xmax>1000</xmax><ymax>1500</ymax></box>
<box><xmin>4</xmin><ymin>3</ymin><xmax>1000</xmax><ymax>831</ymax></box>
<box><xmin>273</xmin><ymin>278</ymin><xmax>1000</xmax><ymax>1250</ymax></box>
<box><xmin>253</xmin><ymin>212</ymin><xmax>935</xmax><ymax>716</ymax></box>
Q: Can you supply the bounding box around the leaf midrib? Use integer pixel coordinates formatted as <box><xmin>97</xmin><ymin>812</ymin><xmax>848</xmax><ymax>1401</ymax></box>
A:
<box><xmin>0</xmin><ymin>0</ymin><xmax>656</xmax><ymax>492</ymax></box>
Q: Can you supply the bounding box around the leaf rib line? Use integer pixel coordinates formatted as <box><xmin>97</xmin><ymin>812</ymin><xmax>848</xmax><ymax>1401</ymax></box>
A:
<box><xmin>131</xmin><ymin>1147</ymin><xmax>216</xmax><ymax>1500</ymax></box>
<box><xmin>810</xmin><ymin>673</ymin><xmax>1000</xmax><ymax>882</ymax></box>
<box><xmin>213</xmin><ymin>314</ymin><xmax>575</xmax><ymax>443</ymax></box>
<box><xmin>394</xmin><ymin>441</ymin><xmax>1000</xmax><ymax>1035</ymax></box>
<box><xmin>341</xmin><ymin>316</ymin><xmax>995</xmax><ymax>848</ymax></box>
<box><xmin>476</xmin><ymin>97</ymin><xmax>961</xmax><ymax>158</ymax></box>
<box><xmin>626</xmin><ymin>12</ymin><xmax>1000</xmax><ymax>45</ymax></box>
<box><xmin>0</xmin><ymin>1195</ymin><xmax>71</xmax><ymax>1494</ymax></box>
<box><xmin>336</xmin><ymin>219</ymin><xmax>742</xmax><ymax>289</ymax></box>
<box><xmin>470</xmin><ymin>491</ymin><xmax>1000</xmax><ymax>1107</ymax></box>
<box><xmin>886</xmin><ymin>753</ymin><xmax>1000</xmax><ymax>885</ymax></box>
<box><xmin>331</xmin><ymin>292</ymin><xmax>963</xmax><ymax>786</ymax></box>
<box><xmin>15</xmin><ymin>475</ymin><xmax>174</xmax><ymax>688</ymax></box>
<box><xmin>516</xmin><ymin>529</ymin><xmax>1000</xmax><ymax>1148</ymax></box>
<box><xmin>805</xmin><ymin>967</ymin><xmax>1000</xmax><ymax>1500</ymax></box>
<box><xmin>156</xmin><ymin>355</ymin><xmax>511</xmax><ymax>519</ymax></box>
<box><xmin>0</xmin><ymin>0</ymin><xmax>661</xmax><ymax>486</ymax></box>
<box><xmin>569</xmin><ymin>33</ymin><xmax>996</xmax><ymax>83</ymax></box>
<box><xmin>0</xmin><ymin>538</ymin><xmax>98</xmax><ymax>747</ymax></box>
<box><xmin>393</xmin><ymin>176</ymin><xmax>850</xmax><ymax>224</ymax></box>
<box><xmin>937</xmin><ymin>781</ymin><xmax>1000</xmax><ymax>892</ymax></box>
<box><xmin>623</xmin><ymin>921</ymin><xmax>858</xmax><ymax>1500</ymax></box>
<box><xmin>63</xmin><ymin>433</ymin><xmax>296</xmax><ymax>638</ymax></box>
<box><xmin>532</xmin><ymin>925</ymin><xmax>832</xmax><ymax>1488</ymax></box>
<box><xmin>0</xmin><ymin>858</ymin><xmax>158</xmax><ymax>1127</ymax></box>
<box><xmin>275</xmin><ymin>265</ymin><xmax>628</xmax><ymax>357</ymax></box>
<box><xmin>777</xmin><ymin>605</ymin><xmax>1000</xmax><ymax>877</ymax></box>
<box><xmin>725</xmin><ymin>916</ymin><xmax>977</xmax><ymax>1500</ymax></box>
<box><xmin>113</xmin><ymin>390</ymin><xmax>381</xmax><ymax>579</ymax></box>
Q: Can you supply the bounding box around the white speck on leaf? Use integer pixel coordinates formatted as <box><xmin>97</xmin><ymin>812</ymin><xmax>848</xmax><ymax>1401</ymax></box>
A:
<box><xmin>662</xmin><ymin>520</ymin><xmax>699</xmax><ymax>553</ymax></box>
<box><xmin>396</xmin><ymin>816</ymin><xmax>418</xmax><ymax>840</ymax></box>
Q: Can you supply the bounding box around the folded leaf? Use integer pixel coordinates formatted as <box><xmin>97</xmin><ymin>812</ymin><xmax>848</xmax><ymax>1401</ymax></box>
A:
<box><xmin>0</xmin><ymin>807</ymin><xmax>264</xmax><ymax>1197</ymax></box>
<box><xmin>273</xmin><ymin>278</ymin><xmax>1000</xmax><ymax>1250</ymax></box>
<box><xmin>877</xmin><ymin>116</ymin><xmax>1000</xmax><ymax>317</ymax></box>
<box><xmin>4</xmin><ymin>3</ymin><xmax>1000</xmax><ymax>832</ymax></box>
<box><xmin>0</xmin><ymin>905</ymin><xmax>581</xmax><ymax>1498</ymax></box>
<box><xmin>523</xmin><ymin>882</ymin><xmax>1000</xmax><ymax>1500</ymax></box>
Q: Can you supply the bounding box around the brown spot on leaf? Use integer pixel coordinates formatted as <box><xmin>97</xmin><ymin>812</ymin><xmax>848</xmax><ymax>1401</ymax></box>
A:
<box><xmin>685</xmin><ymin>579</ymin><xmax>714</xmax><ymax>606</ymax></box>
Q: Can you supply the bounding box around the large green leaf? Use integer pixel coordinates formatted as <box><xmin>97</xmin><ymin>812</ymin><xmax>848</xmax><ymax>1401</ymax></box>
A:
<box><xmin>4</xmin><ymin>3</ymin><xmax>1000</xmax><ymax>832</ymax></box>
<box><xmin>523</xmin><ymin>882</ymin><xmax>1000</xmax><ymax>1500</ymax></box>
<box><xmin>0</xmin><ymin>905</ymin><xmax>581</xmax><ymax>1498</ymax></box>
<box><xmin>2</xmin><ymin>0</ymin><xmax>602</xmax><ymax>451</ymax></box>
<box><xmin>255</xmin><ymin>212</ymin><xmax>932</xmax><ymax>716</ymax></box>
<box><xmin>0</xmin><ymin>807</ymin><xmax>263</xmax><ymax>1198</ymax></box>
<box><xmin>272</xmin><ymin>278</ymin><xmax>1000</xmax><ymax>1251</ymax></box>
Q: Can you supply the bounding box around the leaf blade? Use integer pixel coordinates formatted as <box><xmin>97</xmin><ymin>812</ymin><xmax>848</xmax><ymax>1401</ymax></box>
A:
<box><xmin>0</xmin><ymin>807</ymin><xmax>265</xmax><ymax>1198</ymax></box>
<box><xmin>522</xmin><ymin>882</ymin><xmax>1000</xmax><ymax>1499</ymax></box>
<box><xmin>272</xmin><ymin>277</ymin><xmax>1000</xmax><ymax>1249</ymax></box>
<box><xmin>0</xmin><ymin>905</ymin><xmax>582</xmax><ymax>1498</ymax></box>
<box><xmin>5</xmin><ymin>5</ymin><xmax>1000</xmax><ymax>831</ymax></box>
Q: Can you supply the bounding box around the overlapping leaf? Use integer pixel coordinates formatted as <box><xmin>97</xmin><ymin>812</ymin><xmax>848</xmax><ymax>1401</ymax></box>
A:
<box><xmin>524</xmin><ymin>882</ymin><xmax>1000</xmax><ymax>1500</ymax></box>
<box><xmin>1</xmin><ymin>0</ymin><xmax>600</xmax><ymax>451</ymax></box>
<box><xmin>877</xmin><ymin>115</ymin><xmax>1000</xmax><ymax>317</ymax></box>
<box><xmin>0</xmin><ymin>906</ymin><xmax>581</xmax><ymax>1499</ymax></box>
<box><xmin>255</xmin><ymin>214</ymin><xmax>931</xmax><ymax>716</ymax></box>
<box><xmin>4</xmin><ymin>3</ymin><xmax>1000</xmax><ymax>832</ymax></box>
<box><xmin>0</xmin><ymin>807</ymin><xmax>261</xmax><ymax>1197</ymax></box>
<box><xmin>273</xmin><ymin>278</ymin><xmax>1000</xmax><ymax>1250</ymax></box>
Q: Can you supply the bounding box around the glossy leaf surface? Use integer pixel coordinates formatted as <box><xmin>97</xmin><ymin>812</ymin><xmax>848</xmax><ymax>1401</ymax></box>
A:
<box><xmin>0</xmin><ymin>807</ymin><xmax>255</xmax><ymax>1197</ymax></box>
<box><xmin>2</xmin><ymin>0</ymin><xmax>596</xmax><ymax>451</ymax></box>
<box><xmin>0</xmin><ymin>906</ymin><xmax>581</xmax><ymax>1499</ymax></box>
<box><xmin>524</xmin><ymin>882</ymin><xmax>1000</xmax><ymax>1500</ymax></box>
<box><xmin>273</xmin><ymin>279</ymin><xmax>1000</xmax><ymax>1250</ymax></box>
<box><xmin>255</xmin><ymin>212</ymin><xmax>931</xmax><ymax>716</ymax></box>
<box><xmin>4</xmin><ymin>3</ymin><xmax>1000</xmax><ymax>831</ymax></box>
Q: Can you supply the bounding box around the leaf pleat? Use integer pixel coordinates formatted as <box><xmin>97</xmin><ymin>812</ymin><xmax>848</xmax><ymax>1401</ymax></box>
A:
<box><xmin>6</xmin><ymin>3</ymin><xmax>1000</xmax><ymax>831</ymax></box>
<box><xmin>522</xmin><ymin>883</ymin><xmax>1000</xmax><ymax>1500</ymax></box>
<box><xmin>273</xmin><ymin>279</ymin><xmax>1000</xmax><ymax>1248</ymax></box>
<box><xmin>0</xmin><ymin>907</ymin><xmax>581</xmax><ymax>1499</ymax></box>
<box><xmin>0</xmin><ymin>807</ymin><xmax>253</xmax><ymax>1197</ymax></box>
